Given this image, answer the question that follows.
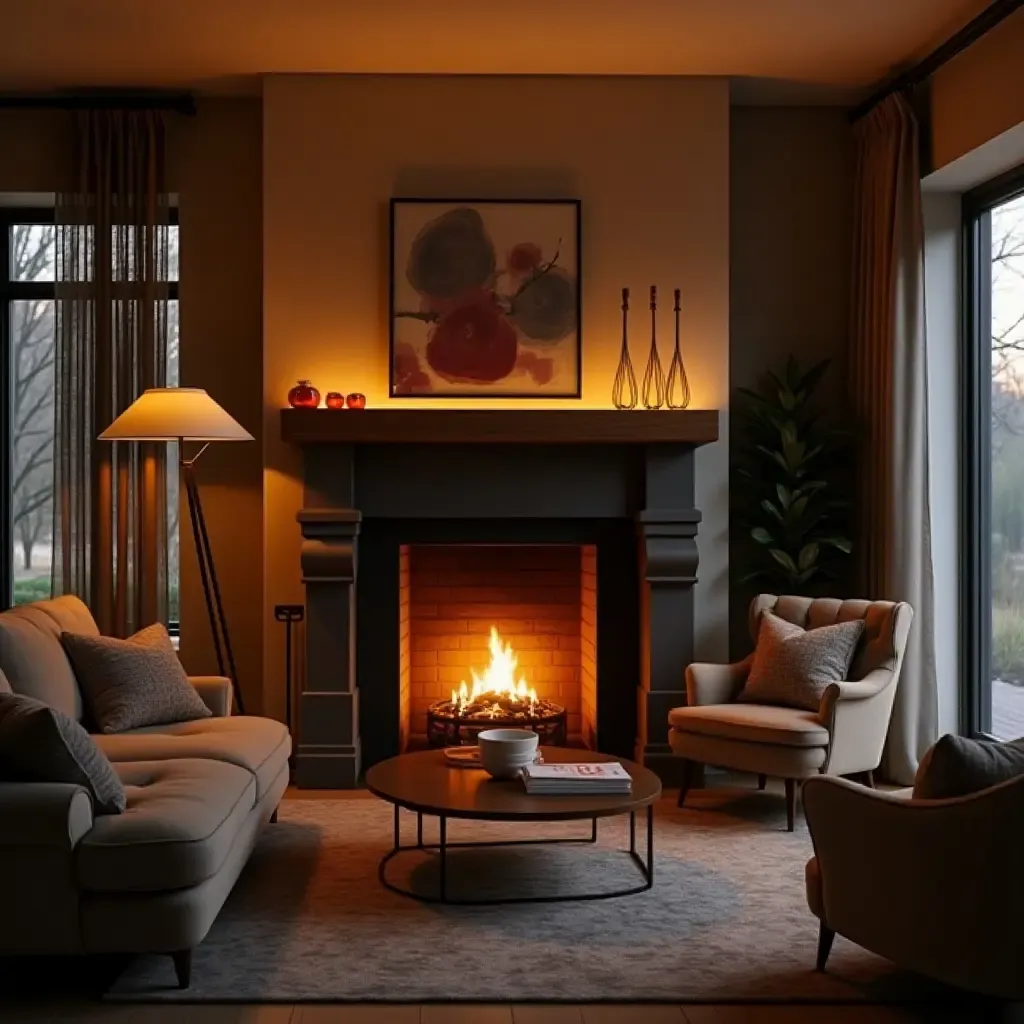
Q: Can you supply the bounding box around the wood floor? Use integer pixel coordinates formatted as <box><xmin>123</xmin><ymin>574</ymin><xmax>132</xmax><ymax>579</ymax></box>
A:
<box><xmin>0</xmin><ymin>1003</ymin><xmax>997</xmax><ymax>1023</ymax></box>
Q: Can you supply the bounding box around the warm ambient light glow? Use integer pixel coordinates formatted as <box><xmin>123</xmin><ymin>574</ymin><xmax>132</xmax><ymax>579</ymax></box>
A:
<box><xmin>451</xmin><ymin>627</ymin><xmax>538</xmax><ymax>715</ymax></box>
<box><xmin>99</xmin><ymin>388</ymin><xmax>254</xmax><ymax>442</ymax></box>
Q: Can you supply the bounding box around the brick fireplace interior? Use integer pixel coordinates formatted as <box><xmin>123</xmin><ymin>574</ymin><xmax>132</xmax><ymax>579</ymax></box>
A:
<box><xmin>399</xmin><ymin>544</ymin><xmax>598</xmax><ymax>749</ymax></box>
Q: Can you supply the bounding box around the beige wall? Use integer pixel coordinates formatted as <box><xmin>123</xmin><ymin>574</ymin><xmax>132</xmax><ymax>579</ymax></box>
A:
<box><xmin>167</xmin><ymin>100</ymin><xmax>264</xmax><ymax>711</ymax></box>
<box><xmin>930</xmin><ymin>5</ymin><xmax>1024</xmax><ymax>172</ymax></box>
<box><xmin>262</xmin><ymin>74</ymin><xmax>732</xmax><ymax>715</ymax></box>
<box><xmin>0</xmin><ymin>109</ymin><xmax>73</xmax><ymax>194</ymax></box>
<box><xmin>729</xmin><ymin>106</ymin><xmax>854</xmax><ymax>654</ymax></box>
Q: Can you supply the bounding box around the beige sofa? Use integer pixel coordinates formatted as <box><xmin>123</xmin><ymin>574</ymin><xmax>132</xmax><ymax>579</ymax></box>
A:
<box><xmin>803</xmin><ymin>773</ymin><xmax>1024</xmax><ymax>1000</ymax></box>
<box><xmin>669</xmin><ymin>595</ymin><xmax>913</xmax><ymax>830</ymax></box>
<box><xmin>0</xmin><ymin>596</ymin><xmax>291</xmax><ymax>989</ymax></box>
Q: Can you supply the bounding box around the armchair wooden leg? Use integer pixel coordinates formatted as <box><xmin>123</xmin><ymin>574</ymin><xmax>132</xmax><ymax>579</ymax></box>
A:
<box><xmin>816</xmin><ymin>923</ymin><xmax>835</xmax><ymax>971</ymax></box>
<box><xmin>171</xmin><ymin>949</ymin><xmax>193</xmax><ymax>989</ymax></box>
<box><xmin>270</xmin><ymin>807</ymin><xmax>279</xmax><ymax>823</ymax></box>
<box><xmin>784</xmin><ymin>778</ymin><xmax>797</xmax><ymax>832</ymax></box>
<box><xmin>758</xmin><ymin>774</ymin><xmax>767</xmax><ymax>791</ymax></box>
<box><xmin>677</xmin><ymin>759</ymin><xmax>697</xmax><ymax>807</ymax></box>
<box><xmin>864</xmin><ymin>769</ymin><xmax>876</xmax><ymax>789</ymax></box>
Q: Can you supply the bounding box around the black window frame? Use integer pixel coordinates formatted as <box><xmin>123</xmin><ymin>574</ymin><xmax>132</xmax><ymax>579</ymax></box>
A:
<box><xmin>1</xmin><ymin>207</ymin><xmax>180</xmax><ymax>629</ymax></box>
<box><xmin>962</xmin><ymin>162</ymin><xmax>1024</xmax><ymax>738</ymax></box>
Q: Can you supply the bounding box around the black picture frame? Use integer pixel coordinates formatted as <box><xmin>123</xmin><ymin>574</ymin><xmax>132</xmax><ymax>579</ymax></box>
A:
<box><xmin>389</xmin><ymin>198</ymin><xmax>582</xmax><ymax>400</ymax></box>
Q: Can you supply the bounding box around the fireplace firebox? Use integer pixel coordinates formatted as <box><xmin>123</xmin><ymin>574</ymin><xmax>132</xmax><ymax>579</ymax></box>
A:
<box><xmin>284</xmin><ymin>409</ymin><xmax>718</xmax><ymax>788</ymax></box>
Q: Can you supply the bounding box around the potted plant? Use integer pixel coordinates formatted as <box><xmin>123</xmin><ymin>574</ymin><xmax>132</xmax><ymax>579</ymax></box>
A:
<box><xmin>735</xmin><ymin>357</ymin><xmax>852</xmax><ymax>594</ymax></box>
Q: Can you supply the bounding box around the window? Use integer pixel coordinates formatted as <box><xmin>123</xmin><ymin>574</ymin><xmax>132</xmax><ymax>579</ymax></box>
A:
<box><xmin>964</xmin><ymin>166</ymin><xmax>1024</xmax><ymax>739</ymax></box>
<box><xmin>0</xmin><ymin>208</ymin><xmax>179</xmax><ymax>618</ymax></box>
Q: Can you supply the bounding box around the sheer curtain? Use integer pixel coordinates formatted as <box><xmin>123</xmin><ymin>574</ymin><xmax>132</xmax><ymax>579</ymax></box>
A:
<box><xmin>849</xmin><ymin>93</ymin><xmax>938</xmax><ymax>784</ymax></box>
<box><xmin>53</xmin><ymin>109</ymin><xmax>171</xmax><ymax>637</ymax></box>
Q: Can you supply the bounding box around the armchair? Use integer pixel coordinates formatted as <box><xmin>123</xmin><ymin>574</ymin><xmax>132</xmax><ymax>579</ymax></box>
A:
<box><xmin>803</xmin><ymin>773</ymin><xmax>1024</xmax><ymax>1000</ymax></box>
<box><xmin>669</xmin><ymin>595</ymin><xmax>913</xmax><ymax>830</ymax></box>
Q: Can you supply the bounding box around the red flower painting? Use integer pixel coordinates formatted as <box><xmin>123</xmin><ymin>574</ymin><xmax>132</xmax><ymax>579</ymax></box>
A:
<box><xmin>391</xmin><ymin>201</ymin><xmax>580</xmax><ymax>397</ymax></box>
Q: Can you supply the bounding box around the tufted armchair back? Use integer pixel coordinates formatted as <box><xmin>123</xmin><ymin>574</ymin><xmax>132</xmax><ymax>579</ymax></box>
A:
<box><xmin>748</xmin><ymin>595</ymin><xmax>913</xmax><ymax>686</ymax></box>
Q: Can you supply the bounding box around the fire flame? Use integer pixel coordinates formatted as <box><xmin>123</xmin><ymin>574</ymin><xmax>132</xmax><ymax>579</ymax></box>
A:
<box><xmin>451</xmin><ymin>627</ymin><xmax>538</xmax><ymax>713</ymax></box>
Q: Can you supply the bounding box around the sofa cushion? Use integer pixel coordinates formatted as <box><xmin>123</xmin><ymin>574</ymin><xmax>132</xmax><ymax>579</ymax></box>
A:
<box><xmin>668</xmin><ymin>702</ymin><xmax>830</xmax><ymax>748</ymax></box>
<box><xmin>913</xmin><ymin>733</ymin><xmax>1024</xmax><ymax>800</ymax></box>
<box><xmin>62</xmin><ymin>623</ymin><xmax>211</xmax><ymax>733</ymax></box>
<box><xmin>0</xmin><ymin>596</ymin><xmax>97</xmax><ymax>720</ymax></box>
<box><xmin>76</xmin><ymin>758</ymin><xmax>255</xmax><ymax>893</ymax></box>
<box><xmin>0</xmin><ymin>693</ymin><xmax>125</xmax><ymax>814</ymax></box>
<box><xmin>738</xmin><ymin>610</ymin><xmax>864</xmax><ymax>712</ymax></box>
<box><xmin>93</xmin><ymin>715</ymin><xmax>291</xmax><ymax>801</ymax></box>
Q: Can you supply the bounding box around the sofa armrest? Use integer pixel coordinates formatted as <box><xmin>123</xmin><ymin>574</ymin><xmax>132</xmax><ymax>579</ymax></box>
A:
<box><xmin>684</xmin><ymin>655</ymin><xmax>753</xmax><ymax>706</ymax></box>
<box><xmin>0</xmin><ymin>782</ymin><xmax>94</xmax><ymax>848</ymax></box>
<box><xmin>818</xmin><ymin>668</ymin><xmax>897</xmax><ymax>776</ymax></box>
<box><xmin>189</xmin><ymin>675</ymin><xmax>233</xmax><ymax>716</ymax></box>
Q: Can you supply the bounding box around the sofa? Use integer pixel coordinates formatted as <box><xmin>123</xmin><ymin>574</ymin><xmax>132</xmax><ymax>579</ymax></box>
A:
<box><xmin>0</xmin><ymin>596</ymin><xmax>291</xmax><ymax>988</ymax></box>
<box><xmin>670</xmin><ymin>595</ymin><xmax>912</xmax><ymax>830</ymax></box>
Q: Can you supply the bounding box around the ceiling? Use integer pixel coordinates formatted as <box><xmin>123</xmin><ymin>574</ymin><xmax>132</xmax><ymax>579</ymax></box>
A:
<box><xmin>0</xmin><ymin>0</ymin><xmax>993</xmax><ymax>101</ymax></box>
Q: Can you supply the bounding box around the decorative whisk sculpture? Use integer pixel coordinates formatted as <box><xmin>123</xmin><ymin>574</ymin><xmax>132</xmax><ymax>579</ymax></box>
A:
<box><xmin>666</xmin><ymin>288</ymin><xmax>691</xmax><ymax>409</ymax></box>
<box><xmin>642</xmin><ymin>285</ymin><xmax>666</xmax><ymax>410</ymax></box>
<box><xmin>612</xmin><ymin>286</ymin><xmax>638</xmax><ymax>410</ymax></box>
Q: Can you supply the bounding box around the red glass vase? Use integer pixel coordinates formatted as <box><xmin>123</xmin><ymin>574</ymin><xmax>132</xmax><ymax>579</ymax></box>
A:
<box><xmin>287</xmin><ymin>380</ymin><xmax>320</xmax><ymax>409</ymax></box>
<box><xmin>346</xmin><ymin>393</ymin><xmax>367</xmax><ymax>410</ymax></box>
<box><xmin>325</xmin><ymin>392</ymin><xmax>345</xmax><ymax>410</ymax></box>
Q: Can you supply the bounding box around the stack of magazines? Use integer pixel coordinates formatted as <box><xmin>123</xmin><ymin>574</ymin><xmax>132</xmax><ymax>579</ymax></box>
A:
<box><xmin>521</xmin><ymin>762</ymin><xmax>632</xmax><ymax>795</ymax></box>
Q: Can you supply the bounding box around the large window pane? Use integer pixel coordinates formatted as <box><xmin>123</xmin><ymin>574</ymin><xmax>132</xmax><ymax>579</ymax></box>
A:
<box><xmin>10</xmin><ymin>298</ymin><xmax>55</xmax><ymax>605</ymax></box>
<box><xmin>10</xmin><ymin>224</ymin><xmax>54</xmax><ymax>282</ymax></box>
<box><xmin>990</xmin><ymin>194</ymin><xmax>1024</xmax><ymax>739</ymax></box>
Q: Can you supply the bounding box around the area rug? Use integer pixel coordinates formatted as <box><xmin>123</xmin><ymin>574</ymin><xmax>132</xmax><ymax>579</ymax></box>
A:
<box><xmin>108</xmin><ymin>788</ymin><xmax>943</xmax><ymax>1003</ymax></box>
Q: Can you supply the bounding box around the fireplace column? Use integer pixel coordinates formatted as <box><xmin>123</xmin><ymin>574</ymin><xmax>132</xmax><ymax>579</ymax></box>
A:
<box><xmin>296</xmin><ymin>509</ymin><xmax>361</xmax><ymax>788</ymax></box>
<box><xmin>638</xmin><ymin>444</ymin><xmax>701</xmax><ymax>780</ymax></box>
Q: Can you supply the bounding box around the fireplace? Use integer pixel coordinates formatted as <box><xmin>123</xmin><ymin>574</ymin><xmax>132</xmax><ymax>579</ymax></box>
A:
<box><xmin>284</xmin><ymin>409</ymin><xmax>718</xmax><ymax>788</ymax></box>
<box><xmin>400</xmin><ymin>543</ymin><xmax>595</xmax><ymax>749</ymax></box>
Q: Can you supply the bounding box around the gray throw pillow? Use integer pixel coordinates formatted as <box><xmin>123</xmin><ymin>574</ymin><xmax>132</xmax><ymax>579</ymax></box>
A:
<box><xmin>913</xmin><ymin>733</ymin><xmax>1024</xmax><ymax>800</ymax></box>
<box><xmin>738</xmin><ymin>610</ymin><xmax>865</xmax><ymax>712</ymax></box>
<box><xmin>61</xmin><ymin>623</ymin><xmax>211</xmax><ymax>734</ymax></box>
<box><xmin>0</xmin><ymin>693</ymin><xmax>126</xmax><ymax>814</ymax></box>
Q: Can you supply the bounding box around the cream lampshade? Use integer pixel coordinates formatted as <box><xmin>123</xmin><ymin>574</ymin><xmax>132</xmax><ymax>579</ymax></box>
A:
<box><xmin>99</xmin><ymin>387</ymin><xmax>253</xmax><ymax>442</ymax></box>
<box><xmin>98</xmin><ymin>387</ymin><xmax>253</xmax><ymax>715</ymax></box>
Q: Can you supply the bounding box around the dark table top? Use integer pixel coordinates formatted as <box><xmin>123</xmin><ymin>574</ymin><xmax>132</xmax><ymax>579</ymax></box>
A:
<box><xmin>365</xmin><ymin>747</ymin><xmax>662</xmax><ymax>821</ymax></box>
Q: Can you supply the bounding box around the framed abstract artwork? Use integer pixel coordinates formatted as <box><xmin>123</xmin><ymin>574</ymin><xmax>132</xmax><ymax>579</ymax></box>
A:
<box><xmin>389</xmin><ymin>198</ymin><xmax>582</xmax><ymax>398</ymax></box>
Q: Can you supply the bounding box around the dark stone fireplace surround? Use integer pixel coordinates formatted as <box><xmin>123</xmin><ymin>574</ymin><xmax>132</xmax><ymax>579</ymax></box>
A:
<box><xmin>283</xmin><ymin>409</ymin><xmax>719</xmax><ymax>788</ymax></box>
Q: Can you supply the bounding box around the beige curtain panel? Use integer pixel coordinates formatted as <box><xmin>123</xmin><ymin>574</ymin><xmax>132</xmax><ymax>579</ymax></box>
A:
<box><xmin>53</xmin><ymin>109</ymin><xmax>171</xmax><ymax>637</ymax></box>
<box><xmin>849</xmin><ymin>94</ymin><xmax>938</xmax><ymax>785</ymax></box>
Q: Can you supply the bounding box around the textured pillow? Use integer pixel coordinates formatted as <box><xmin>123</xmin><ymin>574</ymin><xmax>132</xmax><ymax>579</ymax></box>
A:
<box><xmin>913</xmin><ymin>733</ymin><xmax>1024</xmax><ymax>800</ymax></box>
<box><xmin>61</xmin><ymin>623</ymin><xmax>211</xmax><ymax>734</ymax></box>
<box><xmin>738</xmin><ymin>610</ymin><xmax>865</xmax><ymax>712</ymax></box>
<box><xmin>0</xmin><ymin>693</ymin><xmax>126</xmax><ymax>814</ymax></box>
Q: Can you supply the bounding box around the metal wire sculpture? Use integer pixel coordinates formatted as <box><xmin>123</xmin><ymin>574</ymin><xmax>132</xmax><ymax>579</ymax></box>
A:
<box><xmin>641</xmin><ymin>285</ymin><xmax>666</xmax><ymax>410</ymax></box>
<box><xmin>612</xmin><ymin>286</ymin><xmax>638</xmax><ymax>410</ymax></box>
<box><xmin>666</xmin><ymin>288</ymin><xmax>692</xmax><ymax>409</ymax></box>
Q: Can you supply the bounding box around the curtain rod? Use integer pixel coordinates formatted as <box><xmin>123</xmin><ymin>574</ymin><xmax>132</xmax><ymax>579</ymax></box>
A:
<box><xmin>849</xmin><ymin>0</ymin><xmax>1024</xmax><ymax>123</ymax></box>
<box><xmin>0</xmin><ymin>92</ymin><xmax>196</xmax><ymax>115</ymax></box>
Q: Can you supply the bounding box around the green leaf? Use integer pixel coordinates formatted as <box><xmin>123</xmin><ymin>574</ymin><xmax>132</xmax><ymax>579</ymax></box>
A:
<box><xmin>821</xmin><ymin>536</ymin><xmax>853</xmax><ymax>554</ymax></box>
<box><xmin>797</xmin><ymin>359</ymin><xmax>831</xmax><ymax>397</ymax></box>
<box><xmin>798</xmin><ymin>542</ymin><xmax>820</xmax><ymax>571</ymax></box>
<box><xmin>798</xmin><ymin>567</ymin><xmax>818</xmax><ymax>584</ymax></box>
<box><xmin>755</xmin><ymin>444</ymin><xmax>789</xmax><ymax>473</ymax></box>
<box><xmin>790</xmin><ymin>495</ymin><xmax>809</xmax><ymax>520</ymax></box>
<box><xmin>751</xmin><ymin>527</ymin><xmax>774</xmax><ymax>545</ymax></box>
<box><xmin>761</xmin><ymin>499</ymin><xmax>784</xmax><ymax>524</ymax></box>
<box><xmin>769</xmin><ymin>548</ymin><xmax>798</xmax><ymax>574</ymax></box>
<box><xmin>776</xmin><ymin>483</ymin><xmax>792</xmax><ymax>510</ymax></box>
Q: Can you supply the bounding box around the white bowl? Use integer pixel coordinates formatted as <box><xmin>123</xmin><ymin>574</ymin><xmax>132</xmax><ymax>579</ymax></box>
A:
<box><xmin>477</xmin><ymin>728</ymin><xmax>539</xmax><ymax>780</ymax></box>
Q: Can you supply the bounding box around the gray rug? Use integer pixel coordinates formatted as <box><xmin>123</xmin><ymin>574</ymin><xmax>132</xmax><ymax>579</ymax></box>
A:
<box><xmin>109</xmin><ymin>788</ymin><xmax>942</xmax><ymax>1003</ymax></box>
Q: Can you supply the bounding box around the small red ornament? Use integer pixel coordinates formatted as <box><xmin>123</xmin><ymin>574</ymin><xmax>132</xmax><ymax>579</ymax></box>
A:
<box><xmin>346</xmin><ymin>393</ymin><xmax>366</xmax><ymax>410</ymax></box>
<box><xmin>287</xmin><ymin>380</ymin><xmax>320</xmax><ymax>409</ymax></box>
<box><xmin>325</xmin><ymin>392</ymin><xmax>346</xmax><ymax>410</ymax></box>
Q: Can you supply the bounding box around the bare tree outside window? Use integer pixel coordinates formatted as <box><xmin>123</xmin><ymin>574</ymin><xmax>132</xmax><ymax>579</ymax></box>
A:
<box><xmin>988</xmin><ymin>195</ymin><xmax>1024</xmax><ymax>737</ymax></box>
<box><xmin>5</xmin><ymin>219</ymin><xmax>180</xmax><ymax>616</ymax></box>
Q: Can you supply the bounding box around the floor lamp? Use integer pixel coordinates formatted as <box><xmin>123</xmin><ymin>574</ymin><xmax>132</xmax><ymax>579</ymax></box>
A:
<box><xmin>99</xmin><ymin>387</ymin><xmax>254</xmax><ymax>714</ymax></box>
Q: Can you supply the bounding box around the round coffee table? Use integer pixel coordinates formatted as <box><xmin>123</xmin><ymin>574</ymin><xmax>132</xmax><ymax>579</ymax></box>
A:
<box><xmin>365</xmin><ymin>747</ymin><xmax>661</xmax><ymax>905</ymax></box>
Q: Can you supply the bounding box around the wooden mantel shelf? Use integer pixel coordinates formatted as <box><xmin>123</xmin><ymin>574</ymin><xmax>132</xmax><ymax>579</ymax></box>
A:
<box><xmin>280</xmin><ymin>408</ymin><xmax>719</xmax><ymax>445</ymax></box>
